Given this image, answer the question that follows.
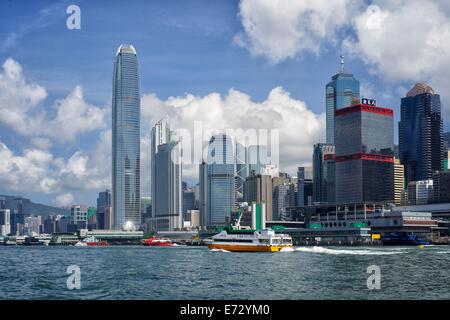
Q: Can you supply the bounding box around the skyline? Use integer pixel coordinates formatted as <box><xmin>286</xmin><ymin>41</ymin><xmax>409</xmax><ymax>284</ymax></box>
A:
<box><xmin>1</xmin><ymin>0</ymin><xmax>450</xmax><ymax>207</ymax></box>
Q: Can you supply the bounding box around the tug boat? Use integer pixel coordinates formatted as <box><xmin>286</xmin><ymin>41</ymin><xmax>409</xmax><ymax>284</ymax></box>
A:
<box><xmin>206</xmin><ymin>211</ymin><xmax>293</xmax><ymax>252</ymax></box>
<box><xmin>142</xmin><ymin>236</ymin><xmax>173</xmax><ymax>247</ymax></box>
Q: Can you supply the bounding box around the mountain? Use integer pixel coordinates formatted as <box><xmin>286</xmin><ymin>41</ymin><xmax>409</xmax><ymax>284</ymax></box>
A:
<box><xmin>0</xmin><ymin>194</ymin><xmax>70</xmax><ymax>217</ymax></box>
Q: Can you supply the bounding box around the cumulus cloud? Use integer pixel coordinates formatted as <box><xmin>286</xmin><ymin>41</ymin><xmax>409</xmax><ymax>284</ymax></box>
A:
<box><xmin>141</xmin><ymin>87</ymin><xmax>325</xmax><ymax>178</ymax></box>
<box><xmin>55</xmin><ymin>193</ymin><xmax>74</xmax><ymax>207</ymax></box>
<box><xmin>234</xmin><ymin>0</ymin><xmax>360</xmax><ymax>63</ymax></box>
<box><xmin>345</xmin><ymin>0</ymin><xmax>450</xmax><ymax>117</ymax></box>
<box><xmin>0</xmin><ymin>58</ymin><xmax>106</xmax><ymax>142</ymax></box>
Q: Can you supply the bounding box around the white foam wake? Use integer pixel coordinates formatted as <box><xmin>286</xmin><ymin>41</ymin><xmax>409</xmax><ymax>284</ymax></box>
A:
<box><xmin>294</xmin><ymin>246</ymin><xmax>403</xmax><ymax>255</ymax></box>
<box><xmin>210</xmin><ymin>248</ymin><xmax>231</xmax><ymax>253</ymax></box>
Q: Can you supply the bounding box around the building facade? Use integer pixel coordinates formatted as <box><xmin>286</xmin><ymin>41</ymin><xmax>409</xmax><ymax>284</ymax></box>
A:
<box><xmin>97</xmin><ymin>190</ymin><xmax>111</xmax><ymax>229</ymax></box>
<box><xmin>112</xmin><ymin>44</ymin><xmax>141</xmax><ymax>230</ymax></box>
<box><xmin>326</xmin><ymin>55</ymin><xmax>360</xmax><ymax>144</ymax></box>
<box><xmin>407</xmin><ymin>180</ymin><xmax>433</xmax><ymax>205</ymax></box>
<box><xmin>394</xmin><ymin>159</ymin><xmax>405</xmax><ymax>205</ymax></box>
<box><xmin>243</xmin><ymin>173</ymin><xmax>273</xmax><ymax>220</ymax></box>
<box><xmin>313</xmin><ymin>143</ymin><xmax>336</xmax><ymax>204</ymax></box>
<box><xmin>201</xmin><ymin>134</ymin><xmax>235</xmax><ymax>227</ymax></box>
<box><xmin>432</xmin><ymin>171</ymin><xmax>450</xmax><ymax>203</ymax></box>
<box><xmin>335</xmin><ymin>100</ymin><xmax>395</xmax><ymax>204</ymax></box>
<box><xmin>399</xmin><ymin>83</ymin><xmax>445</xmax><ymax>185</ymax></box>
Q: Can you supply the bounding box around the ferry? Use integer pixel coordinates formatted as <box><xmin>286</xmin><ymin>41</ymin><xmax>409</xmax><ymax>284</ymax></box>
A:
<box><xmin>74</xmin><ymin>236</ymin><xmax>109</xmax><ymax>247</ymax></box>
<box><xmin>206</xmin><ymin>213</ymin><xmax>293</xmax><ymax>252</ymax></box>
<box><xmin>142</xmin><ymin>236</ymin><xmax>173</xmax><ymax>247</ymax></box>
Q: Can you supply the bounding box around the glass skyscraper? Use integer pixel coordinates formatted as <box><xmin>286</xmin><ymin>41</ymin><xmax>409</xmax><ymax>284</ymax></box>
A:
<box><xmin>335</xmin><ymin>101</ymin><xmax>394</xmax><ymax>204</ymax></box>
<box><xmin>399</xmin><ymin>82</ymin><xmax>445</xmax><ymax>185</ymax></box>
<box><xmin>112</xmin><ymin>44</ymin><xmax>141</xmax><ymax>230</ymax></box>
<box><xmin>326</xmin><ymin>56</ymin><xmax>360</xmax><ymax>144</ymax></box>
<box><xmin>202</xmin><ymin>134</ymin><xmax>235</xmax><ymax>227</ymax></box>
<box><xmin>313</xmin><ymin>143</ymin><xmax>336</xmax><ymax>204</ymax></box>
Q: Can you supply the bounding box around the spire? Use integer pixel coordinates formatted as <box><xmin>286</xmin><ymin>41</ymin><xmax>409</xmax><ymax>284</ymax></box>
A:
<box><xmin>340</xmin><ymin>53</ymin><xmax>345</xmax><ymax>73</ymax></box>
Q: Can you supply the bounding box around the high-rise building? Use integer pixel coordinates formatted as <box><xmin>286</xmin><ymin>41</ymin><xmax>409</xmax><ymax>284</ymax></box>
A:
<box><xmin>399</xmin><ymin>83</ymin><xmax>445</xmax><ymax>185</ymax></box>
<box><xmin>326</xmin><ymin>55</ymin><xmax>360</xmax><ymax>144</ymax></box>
<box><xmin>297</xmin><ymin>167</ymin><xmax>313</xmax><ymax>207</ymax></box>
<box><xmin>0</xmin><ymin>209</ymin><xmax>11</xmax><ymax>236</ymax></box>
<box><xmin>407</xmin><ymin>180</ymin><xmax>433</xmax><ymax>205</ymax></box>
<box><xmin>313</xmin><ymin>143</ymin><xmax>336</xmax><ymax>204</ymax></box>
<box><xmin>69</xmin><ymin>205</ymin><xmax>87</xmax><ymax>231</ymax></box>
<box><xmin>152</xmin><ymin>124</ymin><xmax>183</xmax><ymax>231</ymax></box>
<box><xmin>183</xmin><ymin>189</ymin><xmax>196</xmax><ymax>218</ymax></box>
<box><xmin>335</xmin><ymin>99</ymin><xmax>395</xmax><ymax>204</ymax></box>
<box><xmin>151</xmin><ymin>119</ymin><xmax>170</xmax><ymax>217</ymax></box>
<box><xmin>432</xmin><ymin>171</ymin><xmax>450</xmax><ymax>203</ymax></box>
<box><xmin>248</xmin><ymin>145</ymin><xmax>268</xmax><ymax>175</ymax></box>
<box><xmin>272</xmin><ymin>183</ymin><xmax>289</xmax><ymax>220</ymax></box>
<box><xmin>243</xmin><ymin>173</ymin><xmax>273</xmax><ymax>220</ymax></box>
<box><xmin>97</xmin><ymin>190</ymin><xmax>111</xmax><ymax>229</ymax></box>
<box><xmin>112</xmin><ymin>44</ymin><xmax>141</xmax><ymax>230</ymax></box>
<box><xmin>202</xmin><ymin>134</ymin><xmax>235</xmax><ymax>227</ymax></box>
<box><xmin>394</xmin><ymin>159</ymin><xmax>405</xmax><ymax>205</ymax></box>
<box><xmin>235</xmin><ymin>142</ymin><xmax>249</xmax><ymax>201</ymax></box>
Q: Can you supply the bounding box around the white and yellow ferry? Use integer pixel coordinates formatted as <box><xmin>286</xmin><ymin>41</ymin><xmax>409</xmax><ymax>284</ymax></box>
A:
<box><xmin>206</xmin><ymin>214</ymin><xmax>293</xmax><ymax>252</ymax></box>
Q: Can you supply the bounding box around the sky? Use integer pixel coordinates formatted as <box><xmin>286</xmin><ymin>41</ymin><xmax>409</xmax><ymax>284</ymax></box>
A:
<box><xmin>0</xmin><ymin>0</ymin><xmax>449</xmax><ymax>207</ymax></box>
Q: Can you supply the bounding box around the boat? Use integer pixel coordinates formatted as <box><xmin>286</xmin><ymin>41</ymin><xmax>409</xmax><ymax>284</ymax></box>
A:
<box><xmin>74</xmin><ymin>236</ymin><xmax>109</xmax><ymax>247</ymax></box>
<box><xmin>206</xmin><ymin>211</ymin><xmax>293</xmax><ymax>252</ymax></box>
<box><xmin>381</xmin><ymin>232</ymin><xmax>430</xmax><ymax>246</ymax></box>
<box><xmin>142</xmin><ymin>236</ymin><xmax>173</xmax><ymax>247</ymax></box>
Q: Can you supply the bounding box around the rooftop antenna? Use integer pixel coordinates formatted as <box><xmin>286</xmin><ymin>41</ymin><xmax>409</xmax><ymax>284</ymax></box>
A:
<box><xmin>340</xmin><ymin>53</ymin><xmax>345</xmax><ymax>73</ymax></box>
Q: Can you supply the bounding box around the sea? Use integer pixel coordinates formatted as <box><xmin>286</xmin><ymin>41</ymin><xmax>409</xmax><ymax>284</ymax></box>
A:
<box><xmin>0</xmin><ymin>245</ymin><xmax>449</xmax><ymax>300</ymax></box>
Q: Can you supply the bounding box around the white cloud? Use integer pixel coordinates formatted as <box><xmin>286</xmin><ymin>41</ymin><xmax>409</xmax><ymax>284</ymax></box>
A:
<box><xmin>234</xmin><ymin>0</ymin><xmax>360</xmax><ymax>63</ymax></box>
<box><xmin>55</xmin><ymin>193</ymin><xmax>74</xmax><ymax>207</ymax></box>
<box><xmin>141</xmin><ymin>86</ymin><xmax>325</xmax><ymax>179</ymax></box>
<box><xmin>345</xmin><ymin>0</ymin><xmax>450</xmax><ymax>117</ymax></box>
<box><xmin>0</xmin><ymin>58</ymin><xmax>106</xmax><ymax>143</ymax></box>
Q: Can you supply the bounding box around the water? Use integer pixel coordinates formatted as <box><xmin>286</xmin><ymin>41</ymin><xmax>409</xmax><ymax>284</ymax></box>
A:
<box><xmin>1</xmin><ymin>245</ymin><xmax>449</xmax><ymax>299</ymax></box>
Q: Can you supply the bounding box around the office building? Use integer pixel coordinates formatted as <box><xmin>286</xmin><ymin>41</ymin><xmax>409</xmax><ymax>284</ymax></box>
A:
<box><xmin>243</xmin><ymin>173</ymin><xmax>273</xmax><ymax>220</ymax></box>
<box><xmin>0</xmin><ymin>209</ymin><xmax>11</xmax><ymax>236</ymax></box>
<box><xmin>326</xmin><ymin>55</ymin><xmax>360</xmax><ymax>144</ymax></box>
<box><xmin>97</xmin><ymin>190</ymin><xmax>111</xmax><ymax>229</ymax></box>
<box><xmin>394</xmin><ymin>159</ymin><xmax>405</xmax><ymax>205</ymax></box>
<box><xmin>335</xmin><ymin>99</ymin><xmax>395</xmax><ymax>204</ymax></box>
<box><xmin>399</xmin><ymin>83</ymin><xmax>445</xmax><ymax>184</ymax></box>
<box><xmin>432</xmin><ymin>171</ymin><xmax>450</xmax><ymax>203</ymax></box>
<box><xmin>273</xmin><ymin>183</ymin><xmax>290</xmax><ymax>221</ymax></box>
<box><xmin>201</xmin><ymin>134</ymin><xmax>235</xmax><ymax>227</ymax></box>
<box><xmin>313</xmin><ymin>143</ymin><xmax>336</xmax><ymax>204</ymax></box>
<box><xmin>407</xmin><ymin>180</ymin><xmax>433</xmax><ymax>205</ymax></box>
<box><xmin>112</xmin><ymin>44</ymin><xmax>141</xmax><ymax>230</ymax></box>
<box><xmin>297</xmin><ymin>167</ymin><xmax>313</xmax><ymax>207</ymax></box>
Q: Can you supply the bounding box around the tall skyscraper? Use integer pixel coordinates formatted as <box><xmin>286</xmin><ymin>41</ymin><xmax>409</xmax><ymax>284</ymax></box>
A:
<box><xmin>313</xmin><ymin>143</ymin><xmax>336</xmax><ymax>204</ymax></box>
<box><xmin>272</xmin><ymin>183</ymin><xmax>289</xmax><ymax>221</ymax></box>
<box><xmin>297</xmin><ymin>167</ymin><xmax>313</xmax><ymax>207</ymax></box>
<box><xmin>335</xmin><ymin>99</ymin><xmax>395</xmax><ymax>203</ymax></box>
<box><xmin>202</xmin><ymin>134</ymin><xmax>235</xmax><ymax>227</ymax></box>
<box><xmin>97</xmin><ymin>189</ymin><xmax>111</xmax><ymax>229</ymax></box>
<box><xmin>399</xmin><ymin>82</ymin><xmax>445</xmax><ymax>185</ymax></box>
<box><xmin>112</xmin><ymin>44</ymin><xmax>141</xmax><ymax>230</ymax></box>
<box><xmin>151</xmin><ymin>121</ymin><xmax>183</xmax><ymax>231</ymax></box>
<box><xmin>326</xmin><ymin>55</ymin><xmax>360</xmax><ymax>144</ymax></box>
<box><xmin>151</xmin><ymin>119</ymin><xmax>170</xmax><ymax>216</ymax></box>
<box><xmin>243</xmin><ymin>173</ymin><xmax>273</xmax><ymax>220</ymax></box>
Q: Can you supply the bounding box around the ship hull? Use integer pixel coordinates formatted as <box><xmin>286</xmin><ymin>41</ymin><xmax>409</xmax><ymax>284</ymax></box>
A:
<box><xmin>207</xmin><ymin>243</ymin><xmax>291</xmax><ymax>252</ymax></box>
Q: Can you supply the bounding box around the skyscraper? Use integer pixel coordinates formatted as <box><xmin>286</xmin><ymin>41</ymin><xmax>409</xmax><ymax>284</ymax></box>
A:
<box><xmin>399</xmin><ymin>82</ymin><xmax>445</xmax><ymax>185</ymax></box>
<box><xmin>151</xmin><ymin>121</ymin><xmax>183</xmax><ymax>231</ymax></box>
<box><xmin>97</xmin><ymin>189</ymin><xmax>111</xmax><ymax>229</ymax></box>
<box><xmin>313</xmin><ymin>143</ymin><xmax>336</xmax><ymax>204</ymax></box>
<box><xmin>112</xmin><ymin>44</ymin><xmax>141</xmax><ymax>230</ymax></box>
<box><xmin>335</xmin><ymin>99</ymin><xmax>395</xmax><ymax>204</ymax></box>
<box><xmin>297</xmin><ymin>166</ymin><xmax>313</xmax><ymax>207</ymax></box>
<box><xmin>202</xmin><ymin>134</ymin><xmax>235</xmax><ymax>227</ymax></box>
<box><xmin>243</xmin><ymin>172</ymin><xmax>273</xmax><ymax>220</ymax></box>
<box><xmin>394</xmin><ymin>159</ymin><xmax>405</xmax><ymax>205</ymax></box>
<box><xmin>326</xmin><ymin>55</ymin><xmax>360</xmax><ymax>144</ymax></box>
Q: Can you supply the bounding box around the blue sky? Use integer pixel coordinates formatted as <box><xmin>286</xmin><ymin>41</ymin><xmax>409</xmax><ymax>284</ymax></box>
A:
<box><xmin>0</xmin><ymin>0</ymin><xmax>449</xmax><ymax>206</ymax></box>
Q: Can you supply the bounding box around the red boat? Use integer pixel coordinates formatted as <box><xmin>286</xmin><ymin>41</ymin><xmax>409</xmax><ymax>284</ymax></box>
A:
<box><xmin>142</xmin><ymin>236</ymin><xmax>173</xmax><ymax>246</ymax></box>
<box><xmin>84</xmin><ymin>236</ymin><xmax>109</xmax><ymax>246</ymax></box>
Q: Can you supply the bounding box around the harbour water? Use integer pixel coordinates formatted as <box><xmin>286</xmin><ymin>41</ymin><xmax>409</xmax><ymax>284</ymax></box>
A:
<box><xmin>1</xmin><ymin>245</ymin><xmax>449</xmax><ymax>300</ymax></box>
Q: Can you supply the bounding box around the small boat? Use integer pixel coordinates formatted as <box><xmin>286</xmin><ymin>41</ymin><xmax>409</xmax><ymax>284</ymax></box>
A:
<box><xmin>142</xmin><ymin>236</ymin><xmax>173</xmax><ymax>247</ymax></box>
<box><xmin>206</xmin><ymin>211</ymin><xmax>293</xmax><ymax>252</ymax></box>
